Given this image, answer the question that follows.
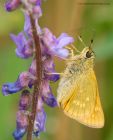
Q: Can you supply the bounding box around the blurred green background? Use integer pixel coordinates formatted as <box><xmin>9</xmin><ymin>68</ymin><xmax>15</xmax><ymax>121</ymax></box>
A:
<box><xmin>0</xmin><ymin>0</ymin><xmax>113</xmax><ymax>140</ymax></box>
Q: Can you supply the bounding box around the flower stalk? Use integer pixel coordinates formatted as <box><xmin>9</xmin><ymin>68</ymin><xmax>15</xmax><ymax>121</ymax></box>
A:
<box><xmin>27</xmin><ymin>14</ymin><xmax>42</xmax><ymax>140</ymax></box>
<box><xmin>2</xmin><ymin>1</ymin><xmax>75</xmax><ymax>139</ymax></box>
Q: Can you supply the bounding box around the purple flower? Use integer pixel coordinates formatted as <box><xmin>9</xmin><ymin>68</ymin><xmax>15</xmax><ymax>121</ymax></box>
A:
<box><xmin>2</xmin><ymin>81</ymin><xmax>22</xmax><ymax>96</ymax></box>
<box><xmin>34</xmin><ymin>109</ymin><xmax>46</xmax><ymax>137</ymax></box>
<box><xmin>32</xmin><ymin>5</ymin><xmax>42</xmax><ymax>19</ymax></box>
<box><xmin>28</xmin><ymin>0</ymin><xmax>42</xmax><ymax>5</ymax></box>
<box><xmin>36</xmin><ymin>0</ymin><xmax>42</xmax><ymax>5</ymax></box>
<box><xmin>41</xmin><ymin>28</ymin><xmax>74</xmax><ymax>58</ymax></box>
<box><xmin>29</xmin><ymin>56</ymin><xmax>59</xmax><ymax>82</ymax></box>
<box><xmin>24</xmin><ymin>14</ymin><xmax>31</xmax><ymax>37</ymax></box>
<box><xmin>13</xmin><ymin>128</ymin><xmax>26</xmax><ymax>140</ymax></box>
<box><xmin>34</xmin><ymin>98</ymin><xmax>46</xmax><ymax>137</ymax></box>
<box><xmin>19</xmin><ymin>90</ymin><xmax>31</xmax><ymax>110</ymax></box>
<box><xmin>2</xmin><ymin>0</ymin><xmax>76</xmax><ymax>138</ymax></box>
<box><xmin>13</xmin><ymin>91</ymin><xmax>31</xmax><ymax>139</ymax></box>
<box><xmin>5</xmin><ymin>0</ymin><xmax>21</xmax><ymax>11</ymax></box>
<box><xmin>43</xmin><ymin>55</ymin><xmax>60</xmax><ymax>81</ymax></box>
<box><xmin>13</xmin><ymin>111</ymin><xmax>28</xmax><ymax>140</ymax></box>
<box><xmin>22</xmin><ymin>0</ymin><xmax>42</xmax><ymax>20</ymax></box>
<box><xmin>29</xmin><ymin>59</ymin><xmax>36</xmax><ymax>76</ymax></box>
<box><xmin>16</xmin><ymin>111</ymin><xmax>28</xmax><ymax>129</ymax></box>
<box><xmin>41</xmin><ymin>80</ymin><xmax>57</xmax><ymax>107</ymax></box>
<box><xmin>10</xmin><ymin>32</ymin><xmax>33</xmax><ymax>59</ymax></box>
<box><xmin>24</xmin><ymin>13</ymin><xmax>42</xmax><ymax>37</ymax></box>
<box><xmin>2</xmin><ymin>72</ymin><xmax>36</xmax><ymax>96</ymax></box>
<box><xmin>19</xmin><ymin>72</ymin><xmax>35</xmax><ymax>87</ymax></box>
<box><xmin>42</xmin><ymin>92</ymin><xmax>58</xmax><ymax>107</ymax></box>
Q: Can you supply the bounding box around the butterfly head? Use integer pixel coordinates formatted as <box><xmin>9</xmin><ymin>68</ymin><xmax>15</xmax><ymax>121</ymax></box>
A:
<box><xmin>78</xmin><ymin>38</ymin><xmax>95</xmax><ymax>59</ymax></box>
<box><xmin>81</xmin><ymin>47</ymin><xmax>95</xmax><ymax>59</ymax></box>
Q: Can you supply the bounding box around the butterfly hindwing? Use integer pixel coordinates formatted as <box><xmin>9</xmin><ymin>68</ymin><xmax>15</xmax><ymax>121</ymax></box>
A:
<box><xmin>58</xmin><ymin>69</ymin><xmax>104</xmax><ymax>128</ymax></box>
<box><xmin>79</xmin><ymin>87</ymin><xmax>104</xmax><ymax>128</ymax></box>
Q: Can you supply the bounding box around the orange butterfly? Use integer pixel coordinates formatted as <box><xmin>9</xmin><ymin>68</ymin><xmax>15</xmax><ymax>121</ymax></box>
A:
<box><xmin>57</xmin><ymin>38</ymin><xmax>104</xmax><ymax>128</ymax></box>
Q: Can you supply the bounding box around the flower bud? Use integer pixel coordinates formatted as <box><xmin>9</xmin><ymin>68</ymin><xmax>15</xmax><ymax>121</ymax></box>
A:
<box><xmin>5</xmin><ymin>0</ymin><xmax>21</xmax><ymax>11</ymax></box>
<box><xmin>19</xmin><ymin>90</ymin><xmax>31</xmax><ymax>110</ymax></box>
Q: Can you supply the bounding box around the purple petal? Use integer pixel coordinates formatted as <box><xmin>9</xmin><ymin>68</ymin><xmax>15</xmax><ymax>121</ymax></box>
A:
<box><xmin>29</xmin><ymin>59</ymin><xmax>36</xmax><ymax>76</ymax></box>
<box><xmin>40</xmin><ymin>42</ymin><xmax>49</xmax><ymax>56</ymax></box>
<box><xmin>5</xmin><ymin>0</ymin><xmax>21</xmax><ymax>12</ymax></box>
<box><xmin>19</xmin><ymin>90</ymin><xmax>31</xmax><ymax>110</ymax></box>
<box><xmin>36</xmin><ymin>0</ymin><xmax>42</xmax><ymax>5</ymax></box>
<box><xmin>42</xmin><ymin>93</ymin><xmax>57</xmax><ymax>107</ymax></box>
<box><xmin>41</xmin><ymin>28</ymin><xmax>56</xmax><ymax>48</ymax></box>
<box><xmin>56</xmin><ymin>33</ymin><xmax>74</xmax><ymax>49</ymax></box>
<box><xmin>46</xmin><ymin>74</ymin><xmax>60</xmax><ymax>82</ymax></box>
<box><xmin>28</xmin><ymin>0</ymin><xmax>42</xmax><ymax>5</ymax></box>
<box><xmin>41</xmin><ymin>80</ymin><xmax>57</xmax><ymax>107</ymax></box>
<box><xmin>41</xmin><ymin>28</ymin><xmax>74</xmax><ymax>58</ymax></box>
<box><xmin>53</xmin><ymin>48</ymin><xmax>69</xmax><ymax>58</ymax></box>
<box><xmin>2</xmin><ymin>72</ymin><xmax>35</xmax><ymax>95</ymax></box>
<box><xmin>13</xmin><ymin>111</ymin><xmax>28</xmax><ymax>140</ymax></box>
<box><xmin>10</xmin><ymin>33</ymin><xmax>25</xmax><ymax>49</ymax></box>
<box><xmin>32</xmin><ymin>5</ymin><xmax>42</xmax><ymax>19</ymax></box>
<box><xmin>37</xmin><ymin>97</ymin><xmax>44</xmax><ymax>110</ymax></box>
<box><xmin>16</xmin><ymin>111</ymin><xmax>28</xmax><ymax>129</ymax></box>
<box><xmin>43</xmin><ymin>55</ymin><xmax>60</xmax><ymax>81</ymax></box>
<box><xmin>34</xmin><ymin>108</ymin><xmax>46</xmax><ymax>137</ymax></box>
<box><xmin>57</xmin><ymin>33</ymin><xmax>68</xmax><ymax>40</ymax></box>
<box><xmin>2</xmin><ymin>81</ymin><xmax>22</xmax><ymax>96</ymax></box>
<box><xmin>24</xmin><ymin>14</ymin><xmax>31</xmax><ymax>36</ymax></box>
<box><xmin>13</xmin><ymin>128</ymin><xmax>26</xmax><ymax>140</ymax></box>
<box><xmin>43</xmin><ymin>55</ymin><xmax>55</xmax><ymax>71</ymax></box>
<box><xmin>10</xmin><ymin>32</ymin><xmax>33</xmax><ymax>59</ymax></box>
<box><xmin>19</xmin><ymin>72</ymin><xmax>35</xmax><ymax>87</ymax></box>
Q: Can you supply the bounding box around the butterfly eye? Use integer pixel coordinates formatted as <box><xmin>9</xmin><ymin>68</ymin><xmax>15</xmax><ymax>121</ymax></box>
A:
<box><xmin>86</xmin><ymin>51</ymin><xmax>92</xmax><ymax>58</ymax></box>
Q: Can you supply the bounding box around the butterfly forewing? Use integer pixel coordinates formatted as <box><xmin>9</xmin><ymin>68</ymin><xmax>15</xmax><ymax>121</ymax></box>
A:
<box><xmin>64</xmin><ymin>70</ymin><xmax>96</xmax><ymax>118</ymax></box>
<box><xmin>57</xmin><ymin>75</ymin><xmax>77</xmax><ymax>108</ymax></box>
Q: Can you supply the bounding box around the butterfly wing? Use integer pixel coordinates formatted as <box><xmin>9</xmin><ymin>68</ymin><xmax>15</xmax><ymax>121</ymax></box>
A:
<box><xmin>57</xmin><ymin>69</ymin><xmax>104</xmax><ymax>128</ymax></box>
<box><xmin>79</xmin><ymin>89</ymin><xmax>104</xmax><ymax>128</ymax></box>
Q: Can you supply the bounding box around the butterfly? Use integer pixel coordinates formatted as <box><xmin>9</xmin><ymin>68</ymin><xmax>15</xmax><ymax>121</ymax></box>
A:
<box><xmin>57</xmin><ymin>37</ymin><xmax>104</xmax><ymax>128</ymax></box>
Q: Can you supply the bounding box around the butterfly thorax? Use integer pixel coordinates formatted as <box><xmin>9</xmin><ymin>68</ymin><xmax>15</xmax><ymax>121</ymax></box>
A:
<box><xmin>64</xmin><ymin>55</ymin><xmax>94</xmax><ymax>77</ymax></box>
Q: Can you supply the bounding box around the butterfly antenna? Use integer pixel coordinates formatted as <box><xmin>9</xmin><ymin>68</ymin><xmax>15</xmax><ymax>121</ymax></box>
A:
<box><xmin>78</xmin><ymin>36</ymin><xmax>87</xmax><ymax>48</ymax></box>
<box><xmin>89</xmin><ymin>39</ymin><xmax>93</xmax><ymax>51</ymax></box>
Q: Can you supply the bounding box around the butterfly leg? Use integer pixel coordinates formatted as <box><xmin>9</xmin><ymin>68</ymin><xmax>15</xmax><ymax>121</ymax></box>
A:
<box><xmin>65</xmin><ymin>46</ymin><xmax>75</xmax><ymax>57</ymax></box>
<box><xmin>45</xmin><ymin>72</ymin><xmax>64</xmax><ymax>76</ymax></box>
<box><xmin>70</xmin><ymin>44</ymin><xmax>80</xmax><ymax>53</ymax></box>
